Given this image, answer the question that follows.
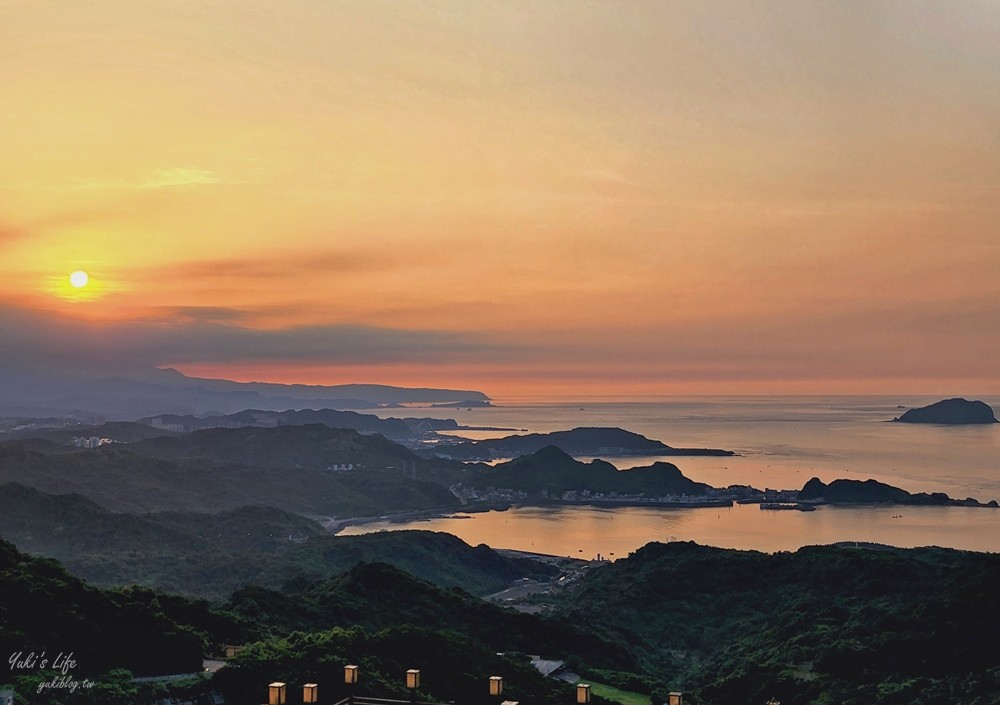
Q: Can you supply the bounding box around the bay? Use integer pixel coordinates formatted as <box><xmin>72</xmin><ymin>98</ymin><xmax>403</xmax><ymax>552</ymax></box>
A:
<box><xmin>356</xmin><ymin>396</ymin><xmax>1000</xmax><ymax>555</ymax></box>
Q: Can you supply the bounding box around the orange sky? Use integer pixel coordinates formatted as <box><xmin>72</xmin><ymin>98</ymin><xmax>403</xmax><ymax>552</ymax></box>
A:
<box><xmin>2</xmin><ymin>1</ymin><xmax>999</xmax><ymax>396</ymax></box>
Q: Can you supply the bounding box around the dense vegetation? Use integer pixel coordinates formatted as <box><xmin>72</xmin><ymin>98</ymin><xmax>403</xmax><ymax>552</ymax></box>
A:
<box><xmin>555</xmin><ymin>541</ymin><xmax>1000</xmax><ymax>705</ymax></box>
<box><xmin>224</xmin><ymin>562</ymin><xmax>630</xmax><ymax>664</ymax></box>
<box><xmin>213</xmin><ymin>562</ymin><xmax>633</xmax><ymax>705</ymax></box>
<box><xmin>4</xmin><ymin>531</ymin><xmax>1000</xmax><ymax>705</ymax></box>
<box><xmin>0</xmin><ymin>485</ymin><xmax>554</xmax><ymax>598</ymax></box>
<box><xmin>214</xmin><ymin>625</ymin><xmax>579</xmax><ymax>705</ymax></box>
<box><xmin>0</xmin><ymin>537</ymin><xmax>213</xmax><ymax>686</ymax></box>
<box><xmin>0</xmin><ymin>429</ymin><xmax>462</xmax><ymax>515</ymax></box>
<box><xmin>0</xmin><ymin>537</ymin><xmax>618</xmax><ymax>705</ymax></box>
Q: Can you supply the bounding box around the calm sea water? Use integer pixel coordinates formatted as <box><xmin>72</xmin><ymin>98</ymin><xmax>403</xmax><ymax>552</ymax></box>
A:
<box><xmin>348</xmin><ymin>396</ymin><xmax>1000</xmax><ymax>555</ymax></box>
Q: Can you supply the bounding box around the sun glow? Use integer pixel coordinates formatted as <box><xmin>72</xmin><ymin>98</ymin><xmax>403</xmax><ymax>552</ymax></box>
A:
<box><xmin>50</xmin><ymin>268</ymin><xmax>107</xmax><ymax>304</ymax></box>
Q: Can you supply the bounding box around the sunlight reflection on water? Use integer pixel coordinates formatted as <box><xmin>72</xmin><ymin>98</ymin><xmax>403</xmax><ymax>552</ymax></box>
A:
<box><xmin>358</xmin><ymin>395</ymin><xmax>1000</xmax><ymax>555</ymax></box>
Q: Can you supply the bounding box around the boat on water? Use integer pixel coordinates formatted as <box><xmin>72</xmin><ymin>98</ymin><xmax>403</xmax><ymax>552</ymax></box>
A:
<box><xmin>760</xmin><ymin>502</ymin><xmax>817</xmax><ymax>512</ymax></box>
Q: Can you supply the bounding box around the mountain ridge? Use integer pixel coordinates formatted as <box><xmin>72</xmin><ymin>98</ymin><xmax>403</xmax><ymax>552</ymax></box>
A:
<box><xmin>0</xmin><ymin>365</ymin><xmax>489</xmax><ymax>420</ymax></box>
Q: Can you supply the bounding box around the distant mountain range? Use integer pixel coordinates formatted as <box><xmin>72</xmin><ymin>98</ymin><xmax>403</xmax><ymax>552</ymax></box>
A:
<box><xmin>137</xmin><ymin>408</ymin><xmax>461</xmax><ymax>437</ymax></box>
<box><xmin>0</xmin><ymin>365</ymin><xmax>489</xmax><ymax>420</ymax></box>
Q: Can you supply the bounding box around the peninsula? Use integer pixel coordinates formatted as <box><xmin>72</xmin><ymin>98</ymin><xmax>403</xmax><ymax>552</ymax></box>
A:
<box><xmin>433</xmin><ymin>426</ymin><xmax>734</xmax><ymax>460</ymax></box>
<box><xmin>798</xmin><ymin>477</ymin><xmax>999</xmax><ymax>508</ymax></box>
<box><xmin>451</xmin><ymin>445</ymin><xmax>728</xmax><ymax>507</ymax></box>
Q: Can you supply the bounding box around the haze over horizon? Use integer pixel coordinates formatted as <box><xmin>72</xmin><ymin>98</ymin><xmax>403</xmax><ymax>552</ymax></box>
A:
<box><xmin>3</xmin><ymin>1</ymin><xmax>999</xmax><ymax>396</ymax></box>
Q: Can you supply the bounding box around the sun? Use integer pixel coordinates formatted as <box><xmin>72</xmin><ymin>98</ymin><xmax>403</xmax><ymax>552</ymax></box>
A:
<box><xmin>69</xmin><ymin>270</ymin><xmax>90</xmax><ymax>288</ymax></box>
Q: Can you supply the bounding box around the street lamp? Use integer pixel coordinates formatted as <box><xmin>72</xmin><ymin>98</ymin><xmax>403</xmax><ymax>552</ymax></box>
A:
<box><xmin>303</xmin><ymin>684</ymin><xmax>319</xmax><ymax>704</ymax></box>
<box><xmin>668</xmin><ymin>693</ymin><xmax>684</xmax><ymax>705</ymax></box>
<box><xmin>406</xmin><ymin>669</ymin><xmax>421</xmax><ymax>690</ymax></box>
<box><xmin>268</xmin><ymin>682</ymin><xmax>287</xmax><ymax>705</ymax></box>
<box><xmin>576</xmin><ymin>684</ymin><xmax>591</xmax><ymax>705</ymax></box>
<box><xmin>345</xmin><ymin>665</ymin><xmax>360</xmax><ymax>705</ymax></box>
<box><xmin>406</xmin><ymin>669</ymin><xmax>420</xmax><ymax>705</ymax></box>
<box><xmin>489</xmin><ymin>676</ymin><xmax>504</xmax><ymax>697</ymax></box>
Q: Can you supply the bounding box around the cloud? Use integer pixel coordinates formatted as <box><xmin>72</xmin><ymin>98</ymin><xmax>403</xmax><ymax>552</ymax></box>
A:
<box><xmin>72</xmin><ymin>167</ymin><xmax>226</xmax><ymax>191</ymax></box>
<box><xmin>154</xmin><ymin>306</ymin><xmax>254</xmax><ymax>324</ymax></box>
<box><xmin>141</xmin><ymin>168</ymin><xmax>223</xmax><ymax>189</ymax></box>
<box><xmin>578</xmin><ymin>169</ymin><xmax>636</xmax><ymax>186</ymax></box>
<box><xmin>3</xmin><ymin>287</ymin><xmax>997</xmax><ymax>391</ymax></box>
<box><xmin>0</xmin><ymin>304</ymin><xmax>514</xmax><ymax>376</ymax></box>
<box><xmin>161</xmin><ymin>250</ymin><xmax>383</xmax><ymax>281</ymax></box>
<box><xmin>155</xmin><ymin>323</ymin><xmax>508</xmax><ymax>366</ymax></box>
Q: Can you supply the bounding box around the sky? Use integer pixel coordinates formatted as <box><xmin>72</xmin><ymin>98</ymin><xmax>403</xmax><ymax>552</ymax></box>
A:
<box><xmin>2</xmin><ymin>0</ymin><xmax>999</xmax><ymax>396</ymax></box>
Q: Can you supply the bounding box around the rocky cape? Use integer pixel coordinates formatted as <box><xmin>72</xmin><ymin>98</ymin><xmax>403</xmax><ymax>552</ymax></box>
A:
<box><xmin>892</xmin><ymin>398</ymin><xmax>998</xmax><ymax>425</ymax></box>
<box><xmin>461</xmin><ymin>445</ymin><xmax>716</xmax><ymax>498</ymax></box>
<box><xmin>798</xmin><ymin>477</ymin><xmax>998</xmax><ymax>507</ymax></box>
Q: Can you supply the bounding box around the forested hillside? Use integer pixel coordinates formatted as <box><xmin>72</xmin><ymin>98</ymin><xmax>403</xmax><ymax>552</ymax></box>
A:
<box><xmin>556</xmin><ymin>542</ymin><xmax>1000</xmax><ymax>704</ymax></box>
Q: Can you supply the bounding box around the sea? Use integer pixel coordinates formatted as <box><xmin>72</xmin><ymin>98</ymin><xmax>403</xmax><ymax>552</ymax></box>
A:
<box><xmin>341</xmin><ymin>396</ymin><xmax>1000</xmax><ymax>557</ymax></box>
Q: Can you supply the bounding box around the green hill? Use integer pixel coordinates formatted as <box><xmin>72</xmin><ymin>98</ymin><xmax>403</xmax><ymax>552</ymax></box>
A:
<box><xmin>0</xmin><ymin>431</ymin><xmax>459</xmax><ymax>515</ymax></box>
<box><xmin>128</xmin><ymin>423</ymin><xmax>421</xmax><ymax>470</ymax></box>
<box><xmin>213</xmin><ymin>563</ymin><xmax>635</xmax><ymax>705</ymax></box>
<box><xmin>0</xmin><ymin>535</ymin><xmax>616</xmax><ymax>705</ymax></box>
<box><xmin>214</xmin><ymin>624</ymin><xmax>578</xmax><ymax>705</ymax></box>
<box><xmin>225</xmin><ymin>561</ymin><xmax>636</xmax><ymax>670</ymax></box>
<box><xmin>557</xmin><ymin>541</ymin><xmax>1000</xmax><ymax>705</ymax></box>
<box><xmin>0</xmin><ymin>485</ymin><xmax>554</xmax><ymax>599</ymax></box>
<box><xmin>6</xmin><ymin>421</ymin><xmax>180</xmax><ymax>446</ymax></box>
<box><xmin>4</xmin><ymin>528</ymin><xmax>1000</xmax><ymax>705</ymax></box>
<box><xmin>0</xmin><ymin>537</ymin><xmax>207</xmax><ymax>678</ymax></box>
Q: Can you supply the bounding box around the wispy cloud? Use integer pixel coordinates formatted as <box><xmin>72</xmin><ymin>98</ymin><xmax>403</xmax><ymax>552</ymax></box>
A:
<box><xmin>162</xmin><ymin>250</ymin><xmax>383</xmax><ymax>281</ymax></box>
<box><xmin>73</xmin><ymin>167</ymin><xmax>227</xmax><ymax>191</ymax></box>
<box><xmin>141</xmin><ymin>168</ymin><xmax>223</xmax><ymax>189</ymax></box>
<box><xmin>578</xmin><ymin>169</ymin><xmax>636</xmax><ymax>186</ymax></box>
<box><xmin>153</xmin><ymin>306</ymin><xmax>254</xmax><ymax>324</ymax></box>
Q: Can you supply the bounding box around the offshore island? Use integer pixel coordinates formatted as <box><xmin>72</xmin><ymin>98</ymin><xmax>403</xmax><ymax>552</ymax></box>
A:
<box><xmin>891</xmin><ymin>397</ymin><xmax>998</xmax><ymax>424</ymax></box>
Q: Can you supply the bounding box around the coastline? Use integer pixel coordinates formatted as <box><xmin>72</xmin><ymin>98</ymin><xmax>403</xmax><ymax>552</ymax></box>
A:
<box><xmin>333</xmin><ymin>502</ymin><xmax>1000</xmax><ymax>556</ymax></box>
<box><xmin>326</xmin><ymin>498</ymin><xmax>737</xmax><ymax>534</ymax></box>
<box><xmin>326</xmin><ymin>492</ymin><xmax>998</xmax><ymax>539</ymax></box>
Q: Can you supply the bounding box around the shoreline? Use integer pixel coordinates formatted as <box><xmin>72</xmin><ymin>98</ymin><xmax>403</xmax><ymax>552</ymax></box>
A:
<box><xmin>326</xmin><ymin>495</ymin><xmax>999</xmax><ymax>536</ymax></box>
<box><xmin>327</xmin><ymin>498</ymin><xmax>741</xmax><ymax>534</ymax></box>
